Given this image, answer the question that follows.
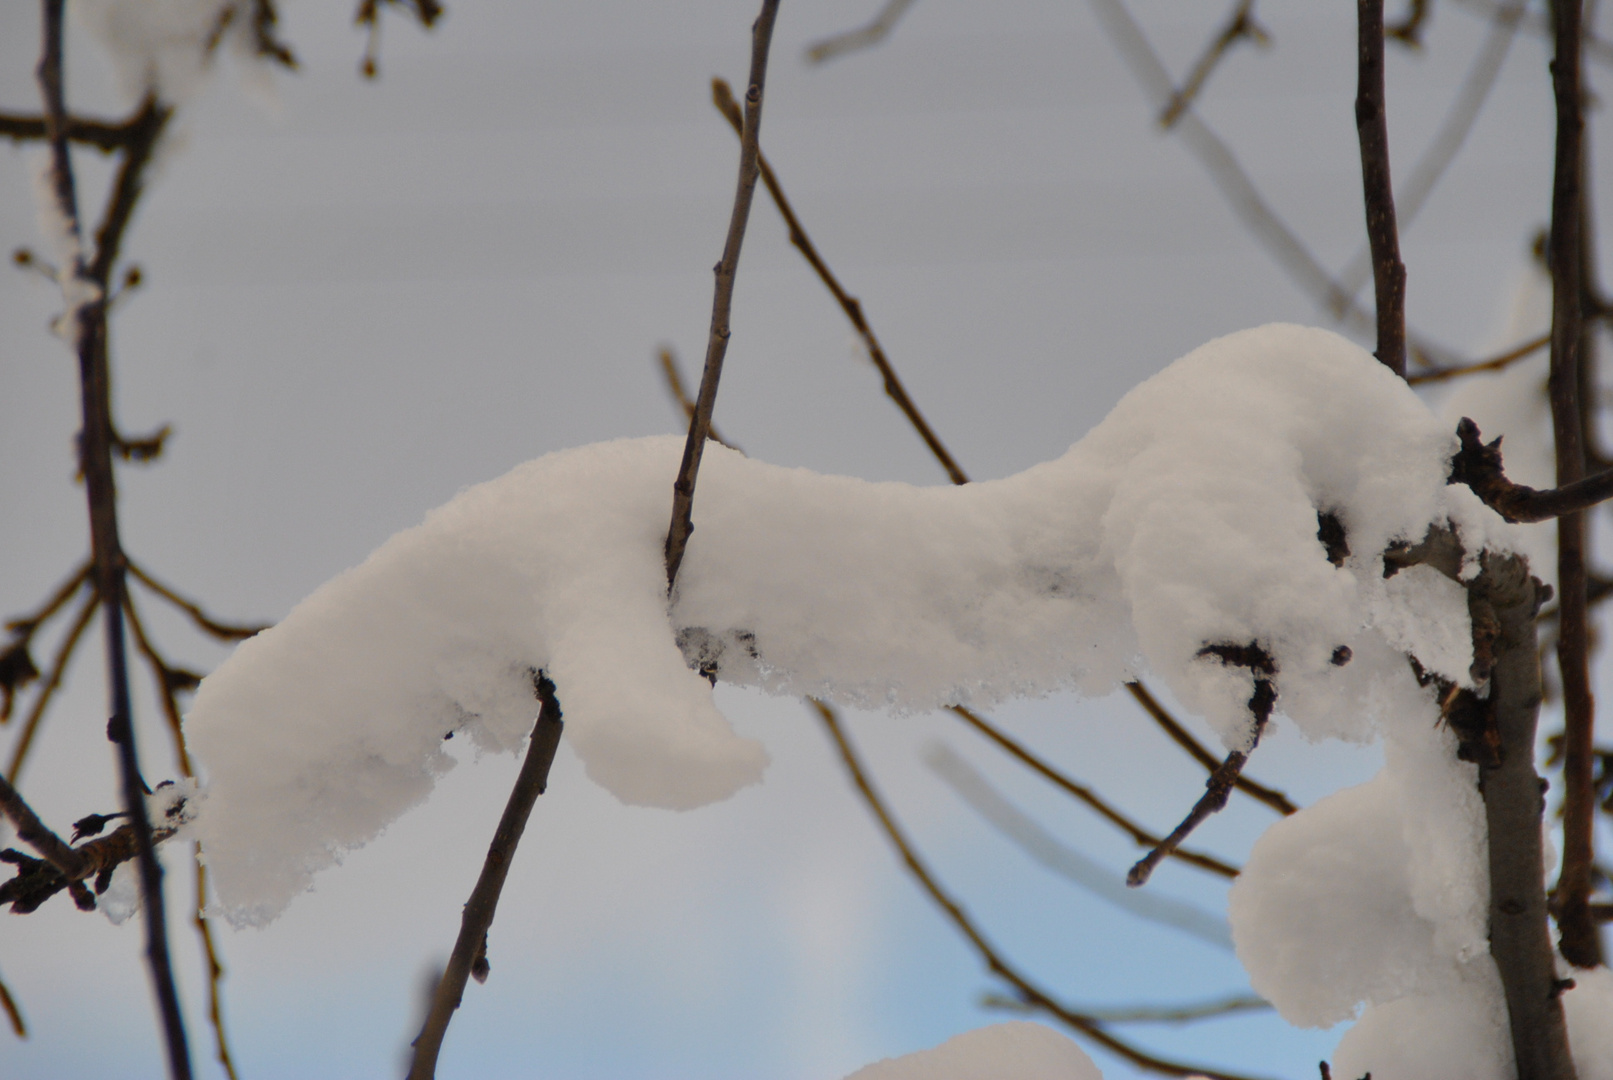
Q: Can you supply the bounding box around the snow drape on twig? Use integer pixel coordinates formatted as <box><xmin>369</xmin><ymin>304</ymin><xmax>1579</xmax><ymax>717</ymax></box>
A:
<box><xmin>186</xmin><ymin>324</ymin><xmax>1503</xmax><ymax>925</ymax></box>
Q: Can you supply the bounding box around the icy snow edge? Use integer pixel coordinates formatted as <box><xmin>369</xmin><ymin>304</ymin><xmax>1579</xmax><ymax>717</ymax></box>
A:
<box><xmin>185</xmin><ymin>324</ymin><xmax>1509</xmax><ymax>925</ymax></box>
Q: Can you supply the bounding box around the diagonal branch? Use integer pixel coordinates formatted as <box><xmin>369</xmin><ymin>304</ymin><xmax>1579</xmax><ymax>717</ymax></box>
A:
<box><xmin>981</xmin><ymin>990</ymin><xmax>1269</xmax><ymax>1025</ymax></box>
<box><xmin>658</xmin><ymin>346</ymin><xmax>738</xmax><ymax>451</ymax></box>
<box><xmin>804</xmin><ymin>0</ymin><xmax>917</xmax><ymax>64</ymax></box>
<box><xmin>1123</xmin><ymin>682</ymin><xmax>1297</xmax><ymax>816</ymax></box>
<box><xmin>664</xmin><ymin>0</ymin><xmax>782</xmax><ymax>593</ymax></box>
<box><xmin>0</xmin><ymin>970</ymin><xmax>24</xmax><ymax>1038</ymax></box>
<box><xmin>712</xmin><ymin>77</ymin><xmax>969</xmax><ymax>486</ymax></box>
<box><xmin>1406</xmin><ymin>331</ymin><xmax>1549</xmax><ymax>385</ymax></box>
<box><xmin>1127</xmin><ymin>646</ymin><xmax>1275</xmax><ymax>888</ymax></box>
<box><xmin>5</xmin><ymin>586</ymin><xmax>97</xmax><ymax>785</ymax></box>
<box><xmin>948</xmin><ymin>706</ymin><xmax>1239</xmax><ymax>878</ymax></box>
<box><xmin>811</xmin><ymin>700</ymin><xmax>1278</xmax><ymax>1080</ymax></box>
<box><xmin>0</xmin><ymin>773</ymin><xmax>85</xmax><ymax>880</ymax></box>
<box><xmin>1158</xmin><ymin>0</ymin><xmax>1270</xmax><ymax>130</ymax></box>
<box><xmin>407</xmin><ymin>674</ymin><xmax>564</xmax><ymax>1080</ymax></box>
<box><xmin>127</xmin><ymin>561</ymin><xmax>268</xmax><ymax>642</ymax></box>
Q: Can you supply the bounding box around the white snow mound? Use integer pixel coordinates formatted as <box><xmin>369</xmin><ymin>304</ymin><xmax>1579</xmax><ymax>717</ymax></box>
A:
<box><xmin>840</xmin><ymin>1022</ymin><xmax>1102</xmax><ymax>1080</ymax></box>
<box><xmin>186</xmin><ymin>324</ymin><xmax>1505</xmax><ymax>924</ymax></box>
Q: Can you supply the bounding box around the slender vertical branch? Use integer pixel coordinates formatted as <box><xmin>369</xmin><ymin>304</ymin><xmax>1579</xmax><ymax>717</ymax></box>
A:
<box><xmin>1545</xmin><ymin>0</ymin><xmax>1602</xmax><ymax>970</ymax></box>
<box><xmin>1356</xmin><ymin>0</ymin><xmax>1408</xmax><ymax>377</ymax></box>
<box><xmin>407</xmin><ymin>675</ymin><xmax>565</xmax><ymax>1080</ymax></box>
<box><xmin>664</xmin><ymin>0</ymin><xmax>782</xmax><ymax>592</ymax></box>
<box><xmin>36</xmin><ymin>3</ymin><xmax>190</xmax><ymax>1075</ymax></box>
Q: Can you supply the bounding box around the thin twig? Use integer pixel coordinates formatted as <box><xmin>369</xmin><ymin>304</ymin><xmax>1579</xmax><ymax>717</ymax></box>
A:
<box><xmin>804</xmin><ymin>0</ymin><xmax>916</xmax><ymax>64</ymax></box>
<box><xmin>1545</xmin><ymin>0</ymin><xmax>1602</xmax><ymax>971</ymax></box>
<box><xmin>1128</xmin><ymin>648</ymin><xmax>1275</xmax><ymax>888</ymax></box>
<box><xmin>1124</xmin><ymin>683</ymin><xmax>1297</xmax><ymax>816</ymax></box>
<box><xmin>658</xmin><ymin>346</ymin><xmax>738</xmax><ymax>450</ymax></box>
<box><xmin>1386</xmin><ymin>0</ymin><xmax>1432</xmax><ymax>46</ymax></box>
<box><xmin>664</xmin><ymin>0</ymin><xmax>782</xmax><ymax>593</ymax></box>
<box><xmin>122</xmin><ymin>595</ymin><xmax>194</xmax><ymax>777</ymax></box>
<box><xmin>0</xmin><ymin>110</ymin><xmax>139</xmax><ymax>152</ymax></box>
<box><xmin>1406</xmin><ymin>331</ymin><xmax>1549</xmax><ymax>385</ymax></box>
<box><xmin>407</xmin><ymin>674</ymin><xmax>564</xmax><ymax>1080</ymax></box>
<box><xmin>5</xmin><ymin>577</ymin><xmax>97</xmax><ymax>785</ymax></box>
<box><xmin>3</xmin><ymin>559</ymin><xmax>91</xmax><ymax>638</ymax></box>
<box><xmin>981</xmin><ymin>990</ymin><xmax>1270</xmax><ymax>1025</ymax></box>
<box><xmin>2</xmin><ymin>560</ymin><xmax>92</xmax><ymax>723</ymax></box>
<box><xmin>0</xmin><ymin>970</ymin><xmax>24</xmax><ymax>1038</ymax></box>
<box><xmin>811</xmin><ymin>700</ymin><xmax>1278</xmax><ymax>1080</ymax></box>
<box><xmin>0</xmin><ymin>773</ymin><xmax>85</xmax><ymax>880</ymax></box>
<box><xmin>1087</xmin><ymin>0</ymin><xmax>1459</xmax><ymax>370</ymax></box>
<box><xmin>37</xmin><ymin>2</ymin><xmax>190</xmax><ymax>1072</ymax></box>
<box><xmin>1158</xmin><ymin>0</ymin><xmax>1270</xmax><ymax>130</ymax></box>
<box><xmin>1339</xmin><ymin>1</ymin><xmax>1524</xmax><ymax>306</ymax></box>
<box><xmin>127</xmin><ymin>561</ymin><xmax>268</xmax><ymax>642</ymax></box>
<box><xmin>948</xmin><ymin>706</ymin><xmax>1238</xmax><ymax>878</ymax></box>
<box><xmin>1356</xmin><ymin>0</ymin><xmax>1408</xmax><ymax>378</ymax></box>
<box><xmin>712</xmin><ymin>77</ymin><xmax>970</xmax><ymax>486</ymax></box>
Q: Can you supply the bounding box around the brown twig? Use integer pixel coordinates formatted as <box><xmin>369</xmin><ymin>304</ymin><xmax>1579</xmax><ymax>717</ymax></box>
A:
<box><xmin>407</xmin><ymin>674</ymin><xmax>564</xmax><ymax>1080</ymax></box>
<box><xmin>1450</xmin><ymin>417</ymin><xmax>1613</xmax><ymax>523</ymax></box>
<box><xmin>1406</xmin><ymin>331</ymin><xmax>1549</xmax><ymax>385</ymax></box>
<box><xmin>1385</xmin><ymin>0</ymin><xmax>1432</xmax><ymax>46</ymax></box>
<box><xmin>0</xmin><ymin>110</ymin><xmax>139</xmax><ymax>152</ymax></box>
<box><xmin>1087</xmin><ymin>0</ymin><xmax>1460</xmax><ymax>372</ymax></box>
<box><xmin>5</xmin><ymin>586</ymin><xmax>98</xmax><ymax>785</ymax></box>
<box><xmin>1356</xmin><ymin>0</ymin><xmax>1408</xmax><ymax>378</ymax></box>
<box><xmin>122</xmin><ymin>595</ymin><xmax>194</xmax><ymax>777</ymax></box>
<box><xmin>127</xmin><ymin>561</ymin><xmax>268</xmax><ymax>642</ymax></box>
<box><xmin>1158</xmin><ymin>0</ymin><xmax>1270</xmax><ymax>130</ymax></box>
<box><xmin>192</xmin><ymin>859</ymin><xmax>239</xmax><ymax>1080</ymax></box>
<box><xmin>1545</xmin><ymin>0</ymin><xmax>1602</xmax><ymax>972</ymax></box>
<box><xmin>980</xmin><ymin>990</ymin><xmax>1270</xmax><ymax>1025</ymax></box>
<box><xmin>804</xmin><ymin>0</ymin><xmax>917</xmax><ymax>64</ymax></box>
<box><xmin>0</xmin><ymin>970</ymin><xmax>24</xmax><ymax>1038</ymax></box>
<box><xmin>1123</xmin><ymin>682</ymin><xmax>1297</xmax><ymax>816</ymax></box>
<box><xmin>947</xmin><ymin>706</ymin><xmax>1239</xmax><ymax>878</ymax></box>
<box><xmin>658</xmin><ymin>346</ymin><xmax>738</xmax><ymax>451</ymax></box>
<box><xmin>811</xmin><ymin>700</ymin><xmax>1277</xmax><ymax>1080</ymax></box>
<box><xmin>1127</xmin><ymin>647</ymin><xmax>1275</xmax><ymax>888</ymax></box>
<box><xmin>2</xmin><ymin>559</ymin><xmax>92</xmax><ymax>723</ymax></box>
<box><xmin>0</xmin><ymin>772</ymin><xmax>85</xmax><ymax>880</ymax></box>
<box><xmin>664</xmin><ymin>0</ymin><xmax>782</xmax><ymax>593</ymax></box>
<box><xmin>36</xmin><ymin>1</ymin><xmax>190</xmax><ymax>1072</ymax></box>
<box><xmin>711</xmin><ymin>77</ymin><xmax>970</xmax><ymax>486</ymax></box>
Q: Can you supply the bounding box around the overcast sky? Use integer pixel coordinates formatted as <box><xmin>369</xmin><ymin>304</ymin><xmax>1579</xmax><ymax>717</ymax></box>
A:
<box><xmin>1</xmin><ymin>2</ymin><xmax>1606</xmax><ymax>1078</ymax></box>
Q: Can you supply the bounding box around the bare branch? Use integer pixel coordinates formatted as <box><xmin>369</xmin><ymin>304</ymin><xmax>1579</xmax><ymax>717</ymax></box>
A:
<box><xmin>1128</xmin><ymin>645</ymin><xmax>1275</xmax><ymax>888</ymax></box>
<box><xmin>1356</xmin><ymin>0</ymin><xmax>1408</xmax><ymax>378</ymax></box>
<box><xmin>1545</xmin><ymin>0</ymin><xmax>1602</xmax><ymax>971</ymax></box>
<box><xmin>0</xmin><ymin>110</ymin><xmax>140</xmax><ymax>152</ymax></box>
<box><xmin>712</xmin><ymin>77</ymin><xmax>970</xmax><ymax>486</ymax></box>
<box><xmin>1450</xmin><ymin>417</ymin><xmax>1613</xmax><ymax>523</ymax></box>
<box><xmin>664</xmin><ymin>0</ymin><xmax>782</xmax><ymax>593</ymax></box>
<box><xmin>0</xmin><ymin>970</ymin><xmax>24</xmax><ymax>1038</ymax></box>
<box><xmin>948</xmin><ymin>706</ymin><xmax>1239</xmax><ymax>878</ymax></box>
<box><xmin>981</xmin><ymin>990</ymin><xmax>1270</xmax><ymax>1025</ymax></box>
<box><xmin>127</xmin><ymin>561</ymin><xmax>268</xmax><ymax>642</ymax></box>
<box><xmin>407</xmin><ymin>674</ymin><xmax>564</xmax><ymax>1080</ymax></box>
<box><xmin>1406</xmin><ymin>331</ymin><xmax>1549</xmax><ymax>385</ymax></box>
<box><xmin>1385</xmin><ymin>0</ymin><xmax>1432</xmax><ymax>47</ymax></box>
<box><xmin>1087</xmin><ymin>0</ymin><xmax>1460</xmax><ymax>370</ymax></box>
<box><xmin>0</xmin><ymin>773</ymin><xmax>85</xmax><ymax>881</ymax></box>
<box><xmin>2</xmin><ymin>559</ymin><xmax>92</xmax><ymax>723</ymax></box>
<box><xmin>192</xmin><ymin>859</ymin><xmax>239</xmax><ymax>1080</ymax></box>
<box><xmin>1123</xmin><ymin>682</ymin><xmax>1298</xmax><ymax>816</ymax></box>
<box><xmin>658</xmin><ymin>346</ymin><xmax>738</xmax><ymax>451</ymax></box>
<box><xmin>1159</xmin><ymin>0</ymin><xmax>1270</xmax><ymax>130</ymax></box>
<box><xmin>811</xmin><ymin>699</ymin><xmax>1280</xmax><ymax>1080</ymax></box>
<box><xmin>804</xmin><ymin>0</ymin><xmax>917</xmax><ymax>65</ymax></box>
<box><xmin>5</xmin><ymin>586</ymin><xmax>97</xmax><ymax>785</ymax></box>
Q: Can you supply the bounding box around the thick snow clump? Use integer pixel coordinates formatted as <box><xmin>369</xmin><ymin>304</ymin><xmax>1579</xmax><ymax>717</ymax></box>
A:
<box><xmin>186</xmin><ymin>324</ymin><xmax>1499</xmax><ymax>924</ymax></box>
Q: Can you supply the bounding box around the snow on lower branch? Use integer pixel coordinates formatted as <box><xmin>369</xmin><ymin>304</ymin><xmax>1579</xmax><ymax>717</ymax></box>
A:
<box><xmin>185</xmin><ymin>324</ymin><xmax>1501</xmax><ymax>925</ymax></box>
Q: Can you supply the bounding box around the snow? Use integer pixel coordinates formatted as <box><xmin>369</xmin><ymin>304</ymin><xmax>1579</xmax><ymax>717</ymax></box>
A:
<box><xmin>838</xmin><ymin>1022</ymin><xmax>1102</xmax><ymax>1080</ymax></box>
<box><xmin>186</xmin><ymin>323</ymin><xmax>1509</xmax><ymax>925</ymax></box>
<box><xmin>72</xmin><ymin>0</ymin><xmax>277</xmax><ymax>104</ymax></box>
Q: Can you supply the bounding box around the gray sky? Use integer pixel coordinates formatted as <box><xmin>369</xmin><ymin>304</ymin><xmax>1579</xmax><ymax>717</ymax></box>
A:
<box><xmin>0</xmin><ymin>1</ymin><xmax>1601</xmax><ymax>1078</ymax></box>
